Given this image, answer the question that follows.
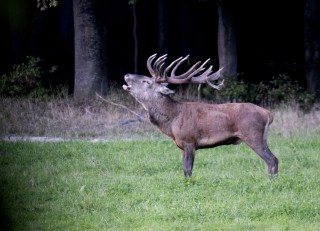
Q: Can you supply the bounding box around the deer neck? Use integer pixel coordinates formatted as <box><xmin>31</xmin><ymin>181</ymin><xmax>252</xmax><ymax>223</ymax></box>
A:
<box><xmin>145</xmin><ymin>95</ymin><xmax>179</xmax><ymax>136</ymax></box>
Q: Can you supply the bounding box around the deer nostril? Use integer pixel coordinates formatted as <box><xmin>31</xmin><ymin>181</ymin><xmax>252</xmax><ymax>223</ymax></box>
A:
<box><xmin>124</xmin><ymin>74</ymin><xmax>131</xmax><ymax>80</ymax></box>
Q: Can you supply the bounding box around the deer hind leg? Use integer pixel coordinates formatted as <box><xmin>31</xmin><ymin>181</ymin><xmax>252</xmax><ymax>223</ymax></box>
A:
<box><xmin>248</xmin><ymin>142</ymin><xmax>278</xmax><ymax>176</ymax></box>
<box><xmin>242</xmin><ymin>118</ymin><xmax>278</xmax><ymax>176</ymax></box>
<box><xmin>182</xmin><ymin>144</ymin><xmax>195</xmax><ymax>177</ymax></box>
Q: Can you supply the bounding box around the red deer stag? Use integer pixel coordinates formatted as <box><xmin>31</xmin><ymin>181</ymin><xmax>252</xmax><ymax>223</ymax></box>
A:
<box><xmin>123</xmin><ymin>54</ymin><xmax>278</xmax><ymax>178</ymax></box>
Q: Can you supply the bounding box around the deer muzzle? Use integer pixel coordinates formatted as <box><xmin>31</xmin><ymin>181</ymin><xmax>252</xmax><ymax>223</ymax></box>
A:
<box><xmin>123</xmin><ymin>74</ymin><xmax>132</xmax><ymax>91</ymax></box>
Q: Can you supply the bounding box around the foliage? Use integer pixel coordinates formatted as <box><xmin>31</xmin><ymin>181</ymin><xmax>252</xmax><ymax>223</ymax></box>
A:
<box><xmin>1</xmin><ymin>136</ymin><xmax>320</xmax><ymax>230</ymax></box>
<box><xmin>202</xmin><ymin>74</ymin><xmax>315</xmax><ymax>108</ymax></box>
<box><xmin>37</xmin><ymin>0</ymin><xmax>58</xmax><ymax>11</ymax></box>
<box><xmin>0</xmin><ymin>56</ymin><xmax>60</xmax><ymax>98</ymax></box>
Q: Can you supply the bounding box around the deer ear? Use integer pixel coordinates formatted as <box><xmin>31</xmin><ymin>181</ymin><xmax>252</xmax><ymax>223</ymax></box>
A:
<box><xmin>158</xmin><ymin>85</ymin><xmax>175</xmax><ymax>95</ymax></box>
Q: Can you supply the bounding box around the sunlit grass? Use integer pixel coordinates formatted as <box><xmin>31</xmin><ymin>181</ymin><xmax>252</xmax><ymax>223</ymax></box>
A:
<box><xmin>1</xmin><ymin>134</ymin><xmax>320</xmax><ymax>230</ymax></box>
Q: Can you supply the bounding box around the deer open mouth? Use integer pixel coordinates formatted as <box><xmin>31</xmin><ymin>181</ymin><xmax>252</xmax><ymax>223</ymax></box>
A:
<box><xmin>123</xmin><ymin>74</ymin><xmax>132</xmax><ymax>91</ymax></box>
<box><xmin>122</xmin><ymin>84</ymin><xmax>131</xmax><ymax>91</ymax></box>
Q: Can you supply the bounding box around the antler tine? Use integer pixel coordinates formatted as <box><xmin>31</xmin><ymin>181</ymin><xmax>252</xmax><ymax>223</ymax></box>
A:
<box><xmin>193</xmin><ymin>66</ymin><xmax>224</xmax><ymax>90</ymax></box>
<box><xmin>163</xmin><ymin>56</ymin><xmax>202</xmax><ymax>81</ymax></box>
<box><xmin>190</xmin><ymin>66</ymin><xmax>213</xmax><ymax>83</ymax></box>
<box><xmin>154</xmin><ymin>54</ymin><xmax>167</xmax><ymax>68</ymax></box>
<box><xmin>172</xmin><ymin>60</ymin><xmax>203</xmax><ymax>80</ymax></box>
<box><xmin>147</xmin><ymin>54</ymin><xmax>168</xmax><ymax>79</ymax></box>
<box><xmin>147</xmin><ymin>54</ymin><xmax>158</xmax><ymax>77</ymax></box>
<box><xmin>147</xmin><ymin>54</ymin><xmax>224</xmax><ymax>89</ymax></box>
<box><xmin>205</xmin><ymin>67</ymin><xmax>224</xmax><ymax>90</ymax></box>
<box><xmin>163</xmin><ymin>56</ymin><xmax>184</xmax><ymax>75</ymax></box>
<box><xmin>170</xmin><ymin>55</ymin><xmax>190</xmax><ymax>78</ymax></box>
<box><xmin>157</xmin><ymin>62</ymin><xmax>166</xmax><ymax>77</ymax></box>
<box><xmin>186</xmin><ymin>58</ymin><xmax>211</xmax><ymax>79</ymax></box>
<box><xmin>207</xmin><ymin>78</ymin><xmax>224</xmax><ymax>90</ymax></box>
<box><xmin>154</xmin><ymin>54</ymin><xmax>167</xmax><ymax>75</ymax></box>
<box><xmin>207</xmin><ymin>67</ymin><xmax>224</xmax><ymax>81</ymax></box>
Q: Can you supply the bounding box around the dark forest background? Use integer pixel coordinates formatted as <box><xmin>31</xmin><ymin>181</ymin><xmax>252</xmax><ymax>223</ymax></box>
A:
<box><xmin>0</xmin><ymin>0</ymin><xmax>319</xmax><ymax>100</ymax></box>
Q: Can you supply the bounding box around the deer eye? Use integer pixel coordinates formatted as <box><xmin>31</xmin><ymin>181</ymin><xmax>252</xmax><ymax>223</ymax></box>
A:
<box><xmin>142</xmin><ymin>79</ymin><xmax>152</xmax><ymax>85</ymax></box>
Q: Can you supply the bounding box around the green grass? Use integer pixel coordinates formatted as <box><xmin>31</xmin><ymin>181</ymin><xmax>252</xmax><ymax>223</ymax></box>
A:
<box><xmin>1</xmin><ymin>134</ymin><xmax>320</xmax><ymax>230</ymax></box>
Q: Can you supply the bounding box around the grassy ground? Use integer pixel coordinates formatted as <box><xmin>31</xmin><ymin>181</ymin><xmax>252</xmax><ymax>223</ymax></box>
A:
<box><xmin>1</xmin><ymin>134</ymin><xmax>320</xmax><ymax>230</ymax></box>
<box><xmin>1</xmin><ymin>94</ymin><xmax>320</xmax><ymax>230</ymax></box>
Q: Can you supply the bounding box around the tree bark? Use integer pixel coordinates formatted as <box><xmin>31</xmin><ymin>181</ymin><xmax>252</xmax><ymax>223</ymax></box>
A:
<box><xmin>216</xmin><ymin>0</ymin><xmax>237</xmax><ymax>80</ymax></box>
<box><xmin>304</xmin><ymin>0</ymin><xmax>320</xmax><ymax>99</ymax></box>
<box><xmin>73</xmin><ymin>0</ymin><xmax>108</xmax><ymax>98</ymax></box>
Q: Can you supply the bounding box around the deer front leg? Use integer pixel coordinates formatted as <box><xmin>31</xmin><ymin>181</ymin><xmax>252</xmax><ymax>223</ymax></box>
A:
<box><xmin>182</xmin><ymin>144</ymin><xmax>195</xmax><ymax>177</ymax></box>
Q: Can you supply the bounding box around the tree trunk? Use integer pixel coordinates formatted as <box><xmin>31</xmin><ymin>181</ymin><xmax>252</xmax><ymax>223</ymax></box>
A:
<box><xmin>304</xmin><ymin>0</ymin><xmax>320</xmax><ymax>99</ymax></box>
<box><xmin>216</xmin><ymin>0</ymin><xmax>237</xmax><ymax>80</ymax></box>
<box><xmin>73</xmin><ymin>0</ymin><xmax>108</xmax><ymax>98</ymax></box>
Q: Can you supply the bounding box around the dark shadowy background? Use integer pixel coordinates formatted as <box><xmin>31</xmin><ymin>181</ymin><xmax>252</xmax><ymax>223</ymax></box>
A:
<box><xmin>0</xmin><ymin>0</ymin><xmax>306</xmax><ymax>89</ymax></box>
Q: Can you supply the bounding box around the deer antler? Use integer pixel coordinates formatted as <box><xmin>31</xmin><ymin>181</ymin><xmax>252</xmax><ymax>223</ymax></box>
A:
<box><xmin>147</xmin><ymin>53</ymin><xmax>224</xmax><ymax>90</ymax></box>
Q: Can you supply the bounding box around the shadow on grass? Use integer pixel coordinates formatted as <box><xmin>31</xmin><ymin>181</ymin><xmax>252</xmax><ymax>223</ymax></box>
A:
<box><xmin>0</xmin><ymin>196</ymin><xmax>13</xmax><ymax>231</ymax></box>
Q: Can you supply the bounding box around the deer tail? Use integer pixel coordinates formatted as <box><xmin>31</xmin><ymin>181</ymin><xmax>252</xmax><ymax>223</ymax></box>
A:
<box><xmin>263</xmin><ymin>112</ymin><xmax>273</xmax><ymax>144</ymax></box>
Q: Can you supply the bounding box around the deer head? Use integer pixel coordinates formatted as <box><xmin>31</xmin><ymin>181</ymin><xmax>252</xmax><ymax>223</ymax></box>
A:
<box><xmin>123</xmin><ymin>54</ymin><xmax>224</xmax><ymax>103</ymax></box>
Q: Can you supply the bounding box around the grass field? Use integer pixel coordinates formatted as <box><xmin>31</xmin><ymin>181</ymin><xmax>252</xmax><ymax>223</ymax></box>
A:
<box><xmin>1</xmin><ymin>134</ymin><xmax>320</xmax><ymax>230</ymax></box>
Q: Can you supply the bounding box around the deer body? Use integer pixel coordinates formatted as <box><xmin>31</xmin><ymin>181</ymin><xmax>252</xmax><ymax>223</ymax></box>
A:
<box><xmin>123</xmin><ymin>54</ymin><xmax>278</xmax><ymax>177</ymax></box>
